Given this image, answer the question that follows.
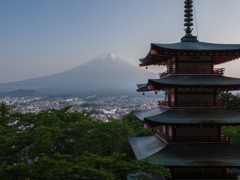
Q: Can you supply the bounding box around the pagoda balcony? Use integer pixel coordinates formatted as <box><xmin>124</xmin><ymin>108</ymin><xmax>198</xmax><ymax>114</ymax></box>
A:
<box><xmin>171</xmin><ymin>170</ymin><xmax>238</xmax><ymax>179</ymax></box>
<box><xmin>159</xmin><ymin>68</ymin><xmax>225</xmax><ymax>78</ymax></box>
<box><xmin>156</xmin><ymin>129</ymin><xmax>233</xmax><ymax>143</ymax></box>
<box><xmin>158</xmin><ymin>100</ymin><xmax>227</xmax><ymax>108</ymax></box>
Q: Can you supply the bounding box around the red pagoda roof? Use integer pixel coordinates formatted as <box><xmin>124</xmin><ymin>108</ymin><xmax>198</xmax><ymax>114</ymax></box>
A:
<box><xmin>147</xmin><ymin>143</ymin><xmax>240</xmax><ymax>167</ymax></box>
<box><xmin>137</xmin><ymin>75</ymin><xmax>240</xmax><ymax>92</ymax></box>
<box><xmin>140</xmin><ymin>42</ymin><xmax>240</xmax><ymax>66</ymax></box>
<box><xmin>133</xmin><ymin>108</ymin><xmax>240</xmax><ymax>126</ymax></box>
<box><xmin>128</xmin><ymin>135</ymin><xmax>167</xmax><ymax>161</ymax></box>
<box><xmin>128</xmin><ymin>136</ymin><xmax>240</xmax><ymax>167</ymax></box>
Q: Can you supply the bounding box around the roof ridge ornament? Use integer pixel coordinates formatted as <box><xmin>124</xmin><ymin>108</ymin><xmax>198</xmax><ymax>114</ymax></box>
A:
<box><xmin>181</xmin><ymin>0</ymin><xmax>198</xmax><ymax>42</ymax></box>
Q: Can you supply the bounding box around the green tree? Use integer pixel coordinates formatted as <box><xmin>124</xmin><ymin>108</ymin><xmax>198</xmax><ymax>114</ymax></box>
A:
<box><xmin>0</xmin><ymin>103</ymin><xmax>170</xmax><ymax>180</ymax></box>
<box><xmin>217</xmin><ymin>91</ymin><xmax>240</xmax><ymax>111</ymax></box>
<box><xmin>218</xmin><ymin>92</ymin><xmax>240</xmax><ymax>147</ymax></box>
<box><xmin>122</xmin><ymin>111</ymin><xmax>157</xmax><ymax>137</ymax></box>
<box><xmin>222</xmin><ymin>126</ymin><xmax>240</xmax><ymax>147</ymax></box>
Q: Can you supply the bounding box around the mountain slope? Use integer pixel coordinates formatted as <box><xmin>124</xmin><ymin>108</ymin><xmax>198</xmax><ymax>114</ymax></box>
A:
<box><xmin>0</xmin><ymin>89</ymin><xmax>43</xmax><ymax>97</ymax></box>
<box><xmin>0</xmin><ymin>53</ymin><xmax>157</xmax><ymax>95</ymax></box>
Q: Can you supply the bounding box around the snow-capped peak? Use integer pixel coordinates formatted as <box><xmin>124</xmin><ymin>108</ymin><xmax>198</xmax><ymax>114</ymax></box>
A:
<box><xmin>97</xmin><ymin>53</ymin><xmax>116</xmax><ymax>60</ymax></box>
<box><xmin>110</xmin><ymin>53</ymin><xmax>116</xmax><ymax>59</ymax></box>
<box><xmin>96</xmin><ymin>53</ymin><xmax>125</xmax><ymax>65</ymax></box>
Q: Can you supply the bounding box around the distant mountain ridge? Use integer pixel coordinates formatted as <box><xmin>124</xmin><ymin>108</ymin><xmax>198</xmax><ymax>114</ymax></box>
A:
<box><xmin>0</xmin><ymin>89</ymin><xmax>44</xmax><ymax>97</ymax></box>
<box><xmin>0</xmin><ymin>53</ymin><xmax>157</xmax><ymax>95</ymax></box>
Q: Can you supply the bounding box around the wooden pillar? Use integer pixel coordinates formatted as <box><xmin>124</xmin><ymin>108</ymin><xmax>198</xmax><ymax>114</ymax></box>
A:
<box><xmin>214</xmin><ymin>88</ymin><xmax>217</xmax><ymax>106</ymax></box>
<box><xmin>144</xmin><ymin>122</ymin><xmax>151</xmax><ymax>129</ymax></box>
<box><xmin>211</xmin><ymin>55</ymin><xmax>214</xmax><ymax>72</ymax></box>
<box><xmin>218</xmin><ymin>126</ymin><xmax>221</xmax><ymax>141</ymax></box>
<box><xmin>172</xmin><ymin>126</ymin><xmax>176</xmax><ymax>141</ymax></box>
<box><xmin>163</xmin><ymin>125</ymin><xmax>166</xmax><ymax>134</ymax></box>
<box><xmin>175</xmin><ymin>88</ymin><xmax>178</xmax><ymax>107</ymax></box>
<box><xmin>168</xmin><ymin>88</ymin><xmax>171</xmax><ymax>106</ymax></box>
<box><xmin>175</xmin><ymin>56</ymin><xmax>179</xmax><ymax>73</ymax></box>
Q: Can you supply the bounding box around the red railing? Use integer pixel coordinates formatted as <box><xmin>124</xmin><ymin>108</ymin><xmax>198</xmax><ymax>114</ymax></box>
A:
<box><xmin>172</xmin><ymin>171</ymin><xmax>238</xmax><ymax>179</ymax></box>
<box><xmin>156</xmin><ymin>129</ymin><xmax>233</xmax><ymax>143</ymax></box>
<box><xmin>159</xmin><ymin>68</ymin><xmax>225</xmax><ymax>78</ymax></box>
<box><xmin>158</xmin><ymin>100</ymin><xmax>227</xmax><ymax>108</ymax></box>
<box><xmin>156</xmin><ymin>129</ymin><xmax>169</xmax><ymax>142</ymax></box>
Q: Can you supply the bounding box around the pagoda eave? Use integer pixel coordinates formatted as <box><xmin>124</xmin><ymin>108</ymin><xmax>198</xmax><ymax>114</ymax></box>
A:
<box><xmin>133</xmin><ymin>108</ymin><xmax>240</xmax><ymax>126</ymax></box>
<box><xmin>128</xmin><ymin>136</ymin><xmax>240</xmax><ymax>167</ymax></box>
<box><xmin>137</xmin><ymin>75</ymin><xmax>240</xmax><ymax>91</ymax></box>
<box><xmin>137</xmin><ymin>87</ymin><xmax>240</xmax><ymax>92</ymax></box>
<box><xmin>151</xmin><ymin>42</ymin><xmax>240</xmax><ymax>52</ymax></box>
<box><xmin>146</xmin><ymin>143</ymin><xmax>240</xmax><ymax>168</ymax></box>
<box><xmin>144</xmin><ymin>119</ymin><xmax>240</xmax><ymax>127</ymax></box>
<box><xmin>139</xmin><ymin>42</ymin><xmax>240</xmax><ymax>66</ymax></box>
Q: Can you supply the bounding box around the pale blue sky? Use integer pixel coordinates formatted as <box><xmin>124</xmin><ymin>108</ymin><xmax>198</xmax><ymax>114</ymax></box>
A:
<box><xmin>1</xmin><ymin>0</ymin><xmax>240</xmax><ymax>83</ymax></box>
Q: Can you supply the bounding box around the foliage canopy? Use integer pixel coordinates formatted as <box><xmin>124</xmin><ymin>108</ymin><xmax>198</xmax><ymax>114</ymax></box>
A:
<box><xmin>0</xmin><ymin>103</ymin><xmax>170</xmax><ymax>180</ymax></box>
<box><xmin>218</xmin><ymin>92</ymin><xmax>240</xmax><ymax>147</ymax></box>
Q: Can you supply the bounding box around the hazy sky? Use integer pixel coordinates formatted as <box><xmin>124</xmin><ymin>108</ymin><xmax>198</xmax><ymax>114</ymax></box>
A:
<box><xmin>1</xmin><ymin>0</ymin><xmax>240</xmax><ymax>83</ymax></box>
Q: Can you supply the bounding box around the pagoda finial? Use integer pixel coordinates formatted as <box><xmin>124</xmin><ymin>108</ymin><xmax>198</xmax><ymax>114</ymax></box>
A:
<box><xmin>181</xmin><ymin>0</ymin><xmax>198</xmax><ymax>42</ymax></box>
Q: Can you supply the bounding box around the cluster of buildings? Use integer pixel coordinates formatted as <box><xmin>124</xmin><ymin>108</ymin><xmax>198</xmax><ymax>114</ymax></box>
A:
<box><xmin>0</xmin><ymin>95</ymin><xmax>159</xmax><ymax>122</ymax></box>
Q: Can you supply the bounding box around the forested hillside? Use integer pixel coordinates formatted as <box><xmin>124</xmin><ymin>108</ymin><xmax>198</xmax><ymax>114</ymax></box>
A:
<box><xmin>0</xmin><ymin>103</ymin><xmax>170</xmax><ymax>180</ymax></box>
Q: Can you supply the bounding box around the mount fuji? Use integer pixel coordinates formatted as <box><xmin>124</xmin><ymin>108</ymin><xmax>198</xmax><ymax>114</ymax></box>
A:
<box><xmin>0</xmin><ymin>53</ymin><xmax>157</xmax><ymax>95</ymax></box>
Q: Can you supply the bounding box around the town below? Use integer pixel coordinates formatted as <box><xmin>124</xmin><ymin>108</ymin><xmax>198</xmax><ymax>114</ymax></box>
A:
<box><xmin>0</xmin><ymin>95</ymin><xmax>160</xmax><ymax>122</ymax></box>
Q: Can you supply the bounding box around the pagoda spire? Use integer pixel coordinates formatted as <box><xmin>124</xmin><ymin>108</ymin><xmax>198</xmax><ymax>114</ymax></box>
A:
<box><xmin>181</xmin><ymin>0</ymin><xmax>198</xmax><ymax>42</ymax></box>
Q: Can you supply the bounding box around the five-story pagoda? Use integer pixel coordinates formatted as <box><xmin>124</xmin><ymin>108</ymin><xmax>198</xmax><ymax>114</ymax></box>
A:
<box><xmin>129</xmin><ymin>1</ymin><xmax>240</xmax><ymax>179</ymax></box>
